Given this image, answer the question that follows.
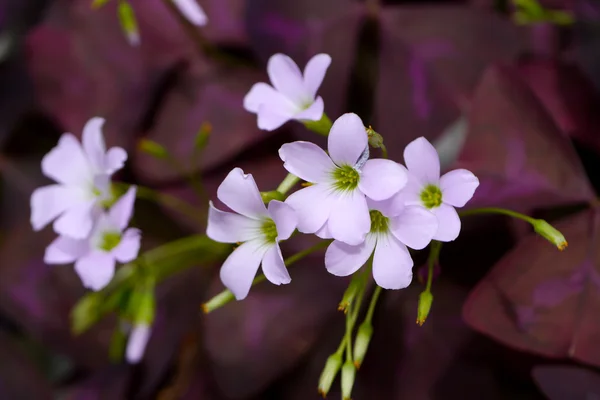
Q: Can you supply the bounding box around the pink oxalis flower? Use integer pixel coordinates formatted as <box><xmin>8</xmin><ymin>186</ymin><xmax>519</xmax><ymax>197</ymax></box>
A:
<box><xmin>325</xmin><ymin>197</ymin><xmax>438</xmax><ymax>289</ymax></box>
<box><xmin>44</xmin><ymin>187</ymin><xmax>141</xmax><ymax>291</ymax></box>
<box><xmin>243</xmin><ymin>53</ymin><xmax>331</xmax><ymax>131</ymax></box>
<box><xmin>126</xmin><ymin>323</ymin><xmax>151</xmax><ymax>364</ymax></box>
<box><xmin>173</xmin><ymin>0</ymin><xmax>208</xmax><ymax>26</ymax></box>
<box><xmin>392</xmin><ymin>137</ymin><xmax>480</xmax><ymax>242</ymax></box>
<box><xmin>279</xmin><ymin>113</ymin><xmax>407</xmax><ymax>246</ymax></box>
<box><xmin>207</xmin><ymin>168</ymin><xmax>298</xmax><ymax>300</ymax></box>
<box><xmin>30</xmin><ymin>117</ymin><xmax>127</xmax><ymax>239</ymax></box>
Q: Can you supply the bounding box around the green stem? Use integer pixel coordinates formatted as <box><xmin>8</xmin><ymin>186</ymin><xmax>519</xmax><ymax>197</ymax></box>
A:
<box><xmin>459</xmin><ymin>207</ymin><xmax>536</xmax><ymax>224</ymax></box>
<box><xmin>302</xmin><ymin>113</ymin><xmax>333</xmax><ymax>136</ymax></box>
<box><xmin>334</xmin><ymin>278</ymin><xmax>367</xmax><ymax>358</ymax></box>
<box><xmin>425</xmin><ymin>241</ymin><xmax>443</xmax><ymax>292</ymax></box>
<box><xmin>380</xmin><ymin>143</ymin><xmax>388</xmax><ymax>159</ymax></box>
<box><xmin>276</xmin><ymin>173</ymin><xmax>301</xmax><ymax>195</ymax></box>
<box><xmin>365</xmin><ymin>286</ymin><xmax>382</xmax><ymax>323</ymax></box>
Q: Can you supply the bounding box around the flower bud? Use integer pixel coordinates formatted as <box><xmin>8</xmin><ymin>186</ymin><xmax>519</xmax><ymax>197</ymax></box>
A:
<box><xmin>532</xmin><ymin>219</ymin><xmax>567</xmax><ymax>251</ymax></box>
<box><xmin>417</xmin><ymin>291</ymin><xmax>433</xmax><ymax>326</ymax></box>
<box><xmin>366</xmin><ymin>126</ymin><xmax>384</xmax><ymax>149</ymax></box>
<box><xmin>317</xmin><ymin>353</ymin><xmax>342</xmax><ymax>397</ymax></box>
<box><xmin>117</xmin><ymin>0</ymin><xmax>140</xmax><ymax>45</ymax></box>
<box><xmin>71</xmin><ymin>292</ymin><xmax>102</xmax><ymax>335</ymax></box>
<box><xmin>194</xmin><ymin>122</ymin><xmax>212</xmax><ymax>151</ymax></box>
<box><xmin>341</xmin><ymin>360</ymin><xmax>356</xmax><ymax>400</ymax></box>
<box><xmin>138</xmin><ymin>138</ymin><xmax>168</xmax><ymax>159</ymax></box>
<box><xmin>339</xmin><ymin>273</ymin><xmax>367</xmax><ymax>313</ymax></box>
<box><xmin>202</xmin><ymin>290</ymin><xmax>235</xmax><ymax>314</ymax></box>
<box><xmin>352</xmin><ymin>321</ymin><xmax>373</xmax><ymax>369</ymax></box>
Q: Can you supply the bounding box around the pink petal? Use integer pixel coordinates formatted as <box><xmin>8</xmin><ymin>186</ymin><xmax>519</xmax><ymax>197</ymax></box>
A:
<box><xmin>325</xmin><ymin>236</ymin><xmax>376</xmax><ymax>276</ymax></box>
<box><xmin>112</xmin><ymin>228</ymin><xmax>141</xmax><ymax>263</ymax></box>
<box><xmin>315</xmin><ymin>221</ymin><xmax>332</xmax><ymax>239</ymax></box>
<box><xmin>267</xmin><ymin>54</ymin><xmax>311</xmax><ymax>106</ymax></box>
<box><xmin>42</xmin><ymin>133</ymin><xmax>93</xmax><ymax>185</ymax></box>
<box><xmin>207</xmin><ymin>202</ymin><xmax>262</xmax><ymax>243</ymax></box>
<box><xmin>366</xmin><ymin>196</ymin><xmax>403</xmax><ymax>218</ymax></box>
<box><xmin>293</xmin><ymin>96</ymin><xmax>324</xmax><ymax>122</ymax></box>
<box><xmin>219</xmin><ymin>240</ymin><xmax>268</xmax><ymax>300</ymax></box>
<box><xmin>105</xmin><ymin>147</ymin><xmax>127</xmax><ymax>174</ymax></box>
<box><xmin>328</xmin><ymin>190</ymin><xmax>370</xmax><ymax>246</ymax></box>
<box><xmin>303</xmin><ymin>54</ymin><xmax>332</xmax><ymax>97</ymax></box>
<box><xmin>279</xmin><ymin>141</ymin><xmax>335</xmax><ymax>183</ymax></box>
<box><xmin>217</xmin><ymin>168</ymin><xmax>268</xmax><ymax>220</ymax></box>
<box><xmin>359</xmin><ymin>159</ymin><xmax>407</xmax><ymax>201</ymax></box>
<box><xmin>74</xmin><ymin>252</ymin><xmax>116</xmax><ymax>291</ymax></box>
<box><xmin>372</xmin><ymin>235</ymin><xmax>413</xmax><ymax>290</ymax></box>
<box><xmin>172</xmin><ymin>0</ymin><xmax>207</xmax><ymax>26</ymax></box>
<box><xmin>243</xmin><ymin>82</ymin><xmax>291</xmax><ymax>113</ymax></box>
<box><xmin>390</xmin><ymin>206</ymin><xmax>438</xmax><ymax>250</ymax></box>
<box><xmin>267</xmin><ymin>200</ymin><xmax>297</xmax><ymax>241</ymax></box>
<box><xmin>30</xmin><ymin>185</ymin><xmax>84</xmax><ymax>231</ymax></box>
<box><xmin>261</xmin><ymin>244</ymin><xmax>291</xmax><ymax>285</ymax></box>
<box><xmin>256</xmin><ymin>103</ymin><xmax>296</xmax><ymax>131</ymax></box>
<box><xmin>126</xmin><ymin>324</ymin><xmax>151</xmax><ymax>364</ymax></box>
<box><xmin>108</xmin><ymin>186</ymin><xmax>137</xmax><ymax>230</ymax></box>
<box><xmin>44</xmin><ymin>235</ymin><xmax>89</xmax><ymax>264</ymax></box>
<box><xmin>403</xmin><ymin>137</ymin><xmax>440</xmax><ymax>184</ymax></box>
<box><xmin>53</xmin><ymin>199</ymin><xmax>96</xmax><ymax>239</ymax></box>
<box><xmin>432</xmin><ymin>204</ymin><xmax>461</xmax><ymax>242</ymax></box>
<box><xmin>328</xmin><ymin>113</ymin><xmax>368</xmax><ymax>166</ymax></box>
<box><xmin>284</xmin><ymin>184</ymin><xmax>333</xmax><ymax>234</ymax></box>
<box><xmin>82</xmin><ymin>117</ymin><xmax>107</xmax><ymax>172</ymax></box>
<box><xmin>440</xmin><ymin>169</ymin><xmax>480</xmax><ymax>208</ymax></box>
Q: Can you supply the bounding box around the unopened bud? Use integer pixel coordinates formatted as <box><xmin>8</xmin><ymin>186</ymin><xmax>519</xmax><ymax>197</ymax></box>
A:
<box><xmin>338</xmin><ymin>274</ymin><xmax>365</xmax><ymax>313</ymax></box>
<box><xmin>317</xmin><ymin>353</ymin><xmax>342</xmax><ymax>397</ymax></box>
<box><xmin>194</xmin><ymin>122</ymin><xmax>212</xmax><ymax>150</ymax></box>
<box><xmin>341</xmin><ymin>360</ymin><xmax>356</xmax><ymax>400</ymax></box>
<box><xmin>202</xmin><ymin>290</ymin><xmax>235</xmax><ymax>314</ymax></box>
<box><xmin>366</xmin><ymin>126</ymin><xmax>384</xmax><ymax>148</ymax></box>
<box><xmin>117</xmin><ymin>0</ymin><xmax>140</xmax><ymax>46</ymax></box>
<box><xmin>138</xmin><ymin>138</ymin><xmax>168</xmax><ymax>159</ymax></box>
<box><xmin>352</xmin><ymin>321</ymin><xmax>373</xmax><ymax>369</ymax></box>
<box><xmin>71</xmin><ymin>292</ymin><xmax>102</xmax><ymax>335</ymax></box>
<box><xmin>532</xmin><ymin>219</ymin><xmax>567</xmax><ymax>251</ymax></box>
<box><xmin>417</xmin><ymin>291</ymin><xmax>433</xmax><ymax>326</ymax></box>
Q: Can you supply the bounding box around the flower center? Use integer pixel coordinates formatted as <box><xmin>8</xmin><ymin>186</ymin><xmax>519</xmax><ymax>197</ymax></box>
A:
<box><xmin>332</xmin><ymin>165</ymin><xmax>360</xmax><ymax>192</ymax></box>
<box><xmin>369</xmin><ymin>210</ymin><xmax>389</xmax><ymax>233</ymax></box>
<box><xmin>99</xmin><ymin>231</ymin><xmax>122</xmax><ymax>252</ymax></box>
<box><xmin>261</xmin><ymin>219</ymin><xmax>278</xmax><ymax>244</ymax></box>
<box><xmin>420</xmin><ymin>184</ymin><xmax>443</xmax><ymax>209</ymax></box>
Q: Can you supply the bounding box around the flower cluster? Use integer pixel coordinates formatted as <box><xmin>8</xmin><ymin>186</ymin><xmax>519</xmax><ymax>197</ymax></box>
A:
<box><xmin>209</xmin><ymin>54</ymin><xmax>480</xmax><ymax>299</ymax></box>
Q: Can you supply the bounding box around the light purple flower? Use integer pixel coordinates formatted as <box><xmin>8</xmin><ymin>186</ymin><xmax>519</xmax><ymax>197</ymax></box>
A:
<box><xmin>279</xmin><ymin>113</ymin><xmax>407</xmax><ymax>246</ymax></box>
<box><xmin>44</xmin><ymin>187</ymin><xmax>141</xmax><ymax>291</ymax></box>
<box><xmin>325</xmin><ymin>198</ymin><xmax>438</xmax><ymax>289</ymax></box>
<box><xmin>394</xmin><ymin>137</ymin><xmax>479</xmax><ymax>242</ymax></box>
<box><xmin>243</xmin><ymin>53</ymin><xmax>331</xmax><ymax>131</ymax></box>
<box><xmin>207</xmin><ymin>168</ymin><xmax>298</xmax><ymax>300</ymax></box>
<box><xmin>126</xmin><ymin>323</ymin><xmax>151</xmax><ymax>364</ymax></box>
<box><xmin>173</xmin><ymin>0</ymin><xmax>207</xmax><ymax>26</ymax></box>
<box><xmin>30</xmin><ymin>117</ymin><xmax>127</xmax><ymax>239</ymax></box>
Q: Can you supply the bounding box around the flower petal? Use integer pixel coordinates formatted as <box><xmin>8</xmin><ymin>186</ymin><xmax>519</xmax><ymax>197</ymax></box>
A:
<box><xmin>390</xmin><ymin>206</ymin><xmax>438</xmax><ymax>250</ymax></box>
<box><xmin>268</xmin><ymin>200</ymin><xmax>297</xmax><ymax>241</ymax></box>
<box><xmin>30</xmin><ymin>185</ymin><xmax>85</xmax><ymax>231</ymax></box>
<box><xmin>284</xmin><ymin>184</ymin><xmax>333</xmax><ymax>234</ymax></box>
<box><xmin>74</xmin><ymin>252</ymin><xmax>116</xmax><ymax>291</ymax></box>
<box><xmin>219</xmin><ymin>240</ymin><xmax>268</xmax><ymax>300</ymax></box>
<box><xmin>293</xmin><ymin>96</ymin><xmax>324</xmax><ymax>122</ymax></box>
<box><xmin>126</xmin><ymin>324</ymin><xmax>151</xmax><ymax>364</ymax></box>
<box><xmin>315</xmin><ymin>221</ymin><xmax>332</xmax><ymax>239</ymax></box>
<box><xmin>359</xmin><ymin>159</ymin><xmax>407</xmax><ymax>201</ymax></box>
<box><xmin>267</xmin><ymin>54</ymin><xmax>311</xmax><ymax>106</ymax></box>
<box><xmin>44</xmin><ymin>235</ymin><xmax>88</xmax><ymax>264</ymax></box>
<box><xmin>207</xmin><ymin>202</ymin><xmax>262</xmax><ymax>243</ymax></box>
<box><xmin>82</xmin><ymin>117</ymin><xmax>107</xmax><ymax>172</ymax></box>
<box><xmin>112</xmin><ymin>228</ymin><xmax>141</xmax><ymax>263</ymax></box>
<box><xmin>261</xmin><ymin>244</ymin><xmax>291</xmax><ymax>285</ymax></box>
<box><xmin>173</xmin><ymin>0</ymin><xmax>207</xmax><ymax>26</ymax></box>
<box><xmin>42</xmin><ymin>133</ymin><xmax>93</xmax><ymax>185</ymax></box>
<box><xmin>328</xmin><ymin>190</ymin><xmax>370</xmax><ymax>246</ymax></box>
<box><xmin>328</xmin><ymin>113</ymin><xmax>368</xmax><ymax>166</ymax></box>
<box><xmin>105</xmin><ymin>147</ymin><xmax>127</xmax><ymax>174</ymax></box>
<box><xmin>372</xmin><ymin>235</ymin><xmax>413</xmax><ymax>289</ymax></box>
<box><xmin>325</xmin><ymin>236</ymin><xmax>376</xmax><ymax>277</ymax></box>
<box><xmin>303</xmin><ymin>54</ymin><xmax>331</xmax><ymax>97</ymax></box>
<box><xmin>256</xmin><ymin>103</ymin><xmax>296</xmax><ymax>131</ymax></box>
<box><xmin>279</xmin><ymin>141</ymin><xmax>335</xmax><ymax>183</ymax></box>
<box><xmin>432</xmin><ymin>204</ymin><xmax>461</xmax><ymax>242</ymax></box>
<box><xmin>243</xmin><ymin>82</ymin><xmax>294</xmax><ymax>113</ymax></box>
<box><xmin>53</xmin><ymin>199</ymin><xmax>97</xmax><ymax>239</ymax></box>
<box><xmin>217</xmin><ymin>168</ymin><xmax>268</xmax><ymax>219</ymax></box>
<box><xmin>403</xmin><ymin>137</ymin><xmax>440</xmax><ymax>184</ymax></box>
<box><xmin>107</xmin><ymin>186</ymin><xmax>137</xmax><ymax>230</ymax></box>
<box><xmin>440</xmin><ymin>169</ymin><xmax>480</xmax><ymax>208</ymax></box>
